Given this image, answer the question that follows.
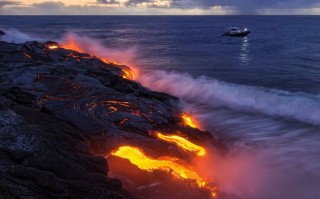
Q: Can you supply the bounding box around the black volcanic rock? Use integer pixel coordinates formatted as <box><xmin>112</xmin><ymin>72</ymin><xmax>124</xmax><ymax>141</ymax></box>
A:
<box><xmin>0</xmin><ymin>41</ymin><xmax>226</xmax><ymax>199</ymax></box>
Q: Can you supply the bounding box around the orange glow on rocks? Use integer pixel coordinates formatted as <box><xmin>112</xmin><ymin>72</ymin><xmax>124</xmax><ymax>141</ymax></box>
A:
<box><xmin>182</xmin><ymin>113</ymin><xmax>197</xmax><ymax>128</ymax></box>
<box><xmin>155</xmin><ymin>132</ymin><xmax>206</xmax><ymax>156</ymax></box>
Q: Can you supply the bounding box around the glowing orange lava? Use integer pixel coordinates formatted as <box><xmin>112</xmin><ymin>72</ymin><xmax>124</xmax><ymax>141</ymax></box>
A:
<box><xmin>182</xmin><ymin>113</ymin><xmax>197</xmax><ymax>128</ymax></box>
<box><xmin>121</xmin><ymin>67</ymin><xmax>136</xmax><ymax>80</ymax></box>
<box><xmin>101</xmin><ymin>58</ymin><xmax>121</xmax><ymax>66</ymax></box>
<box><xmin>48</xmin><ymin>45</ymin><xmax>58</xmax><ymax>49</ymax></box>
<box><xmin>101</xmin><ymin>58</ymin><xmax>136</xmax><ymax>80</ymax></box>
<box><xmin>155</xmin><ymin>132</ymin><xmax>206</xmax><ymax>156</ymax></box>
<box><xmin>111</xmin><ymin>146</ymin><xmax>216</xmax><ymax>197</ymax></box>
<box><xmin>111</xmin><ymin>146</ymin><xmax>201</xmax><ymax>182</ymax></box>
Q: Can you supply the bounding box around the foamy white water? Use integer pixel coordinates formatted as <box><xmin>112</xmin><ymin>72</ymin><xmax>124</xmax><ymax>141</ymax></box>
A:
<box><xmin>138</xmin><ymin>70</ymin><xmax>320</xmax><ymax>126</ymax></box>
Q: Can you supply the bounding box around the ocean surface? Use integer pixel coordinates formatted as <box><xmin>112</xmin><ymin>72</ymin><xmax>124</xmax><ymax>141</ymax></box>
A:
<box><xmin>1</xmin><ymin>16</ymin><xmax>320</xmax><ymax>199</ymax></box>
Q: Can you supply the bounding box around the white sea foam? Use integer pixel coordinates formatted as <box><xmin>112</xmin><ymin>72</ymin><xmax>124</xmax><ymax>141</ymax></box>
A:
<box><xmin>138</xmin><ymin>70</ymin><xmax>320</xmax><ymax>126</ymax></box>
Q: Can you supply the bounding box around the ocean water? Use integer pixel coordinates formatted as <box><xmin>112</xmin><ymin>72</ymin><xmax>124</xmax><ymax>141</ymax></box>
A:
<box><xmin>1</xmin><ymin>16</ymin><xmax>320</xmax><ymax>199</ymax></box>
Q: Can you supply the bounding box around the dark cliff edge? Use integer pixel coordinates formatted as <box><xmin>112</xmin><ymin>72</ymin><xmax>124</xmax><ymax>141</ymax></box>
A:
<box><xmin>0</xmin><ymin>39</ymin><xmax>227</xmax><ymax>199</ymax></box>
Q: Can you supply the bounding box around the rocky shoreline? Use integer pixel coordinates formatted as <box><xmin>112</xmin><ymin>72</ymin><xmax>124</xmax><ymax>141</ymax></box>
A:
<box><xmin>0</xmin><ymin>39</ymin><xmax>226</xmax><ymax>199</ymax></box>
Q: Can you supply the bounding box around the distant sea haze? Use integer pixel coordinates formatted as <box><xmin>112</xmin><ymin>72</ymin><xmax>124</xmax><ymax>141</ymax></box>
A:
<box><xmin>1</xmin><ymin>16</ymin><xmax>320</xmax><ymax>199</ymax></box>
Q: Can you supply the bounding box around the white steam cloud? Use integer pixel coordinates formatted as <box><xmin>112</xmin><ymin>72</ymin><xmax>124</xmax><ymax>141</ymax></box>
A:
<box><xmin>0</xmin><ymin>29</ymin><xmax>41</xmax><ymax>43</ymax></box>
<box><xmin>59</xmin><ymin>32</ymin><xmax>138</xmax><ymax>67</ymax></box>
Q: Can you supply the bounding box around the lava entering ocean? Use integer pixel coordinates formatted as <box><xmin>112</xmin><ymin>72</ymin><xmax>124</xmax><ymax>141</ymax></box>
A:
<box><xmin>44</xmin><ymin>34</ymin><xmax>218</xmax><ymax>199</ymax></box>
<box><xmin>110</xmin><ymin>146</ymin><xmax>217</xmax><ymax>198</ymax></box>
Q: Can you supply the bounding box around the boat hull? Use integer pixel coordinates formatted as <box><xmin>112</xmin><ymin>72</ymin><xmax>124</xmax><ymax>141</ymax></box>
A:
<box><xmin>222</xmin><ymin>31</ymin><xmax>250</xmax><ymax>37</ymax></box>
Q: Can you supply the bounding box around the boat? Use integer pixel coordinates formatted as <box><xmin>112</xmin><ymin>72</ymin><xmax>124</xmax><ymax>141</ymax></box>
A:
<box><xmin>222</xmin><ymin>27</ymin><xmax>250</xmax><ymax>37</ymax></box>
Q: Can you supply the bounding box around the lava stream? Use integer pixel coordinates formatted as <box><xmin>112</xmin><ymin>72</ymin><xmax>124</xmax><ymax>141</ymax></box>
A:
<box><xmin>182</xmin><ymin>113</ymin><xmax>197</xmax><ymax>128</ymax></box>
<box><xmin>111</xmin><ymin>146</ymin><xmax>216</xmax><ymax>197</ymax></box>
<box><xmin>101</xmin><ymin>58</ymin><xmax>136</xmax><ymax>80</ymax></box>
<box><xmin>155</xmin><ymin>132</ymin><xmax>206</xmax><ymax>156</ymax></box>
<box><xmin>48</xmin><ymin>45</ymin><xmax>58</xmax><ymax>49</ymax></box>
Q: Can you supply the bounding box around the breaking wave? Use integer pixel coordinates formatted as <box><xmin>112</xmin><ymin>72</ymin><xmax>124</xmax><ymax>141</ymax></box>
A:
<box><xmin>138</xmin><ymin>70</ymin><xmax>320</xmax><ymax>126</ymax></box>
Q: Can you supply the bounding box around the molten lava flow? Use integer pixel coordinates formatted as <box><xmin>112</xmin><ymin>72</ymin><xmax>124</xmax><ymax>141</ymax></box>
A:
<box><xmin>121</xmin><ymin>67</ymin><xmax>136</xmax><ymax>80</ymax></box>
<box><xmin>181</xmin><ymin>113</ymin><xmax>198</xmax><ymax>128</ymax></box>
<box><xmin>111</xmin><ymin>146</ymin><xmax>216</xmax><ymax>197</ymax></box>
<box><xmin>112</xmin><ymin>146</ymin><xmax>203</xmax><ymax>183</ymax></box>
<box><xmin>48</xmin><ymin>45</ymin><xmax>58</xmax><ymax>49</ymax></box>
<box><xmin>155</xmin><ymin>132</ymin><xmax>206</xmax><ymax>156</ymax></box>
<box><xmin>101</xmin><ymin>58</ymin><xmax>136</xmax><ymax>80</ymax></box>
<box><xmin>101</xmin><ymin>58</ymin><xmax>121</xmax><ymax>66</ymax></box>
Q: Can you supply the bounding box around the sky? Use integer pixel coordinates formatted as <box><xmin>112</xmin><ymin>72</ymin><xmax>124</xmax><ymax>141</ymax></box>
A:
<box><xmin>0</xmin><ymin>0</ymin><xmax>320</xmax><ymax>15</ymax></box>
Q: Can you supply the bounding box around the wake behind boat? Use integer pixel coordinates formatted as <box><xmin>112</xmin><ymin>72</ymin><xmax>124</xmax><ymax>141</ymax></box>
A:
<box><xmin>222</xmin><ymin>27</ymin><xmax>250</xmax><ymax>37</ymax></box>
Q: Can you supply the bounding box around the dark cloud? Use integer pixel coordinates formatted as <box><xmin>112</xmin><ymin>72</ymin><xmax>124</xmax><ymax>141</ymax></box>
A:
<box><xmin>96</xmin><ymin>0</ymin><xmax>120</xmax><ymax>4</ymax></box>
<box><xmin>97</xmin><ymin>0</ymin><xmax>152</xmax><ymax>5</ymax></box>
<box><xmin>32</xmin><ymin>1</ymin><xmax>65</xmax><ymax>9</ymax></box>
<box><xmin>0</xmin><ymin>1</ymin><xmax>21</xmax><ymax>8</ymax></box>
<box><xmin>96</xmin><ymin>0</ymin><xmax>169</xmax><ymax>8</ymax></box>
<box><xmin>172</xmin><ymin>0</ymin><xmax>215</xmax><ymax>8</ymax></box>
<box><xmin>126</xmin><ymin>0</ymin><xmax>151</xmax><ymax>6</ymax></box>
<box><xmin>96</xmin><ymin>0</ymin><xmax>320</xmax><ymax>13</ymax></box>
<box><xmin>0</xmin><ymin>0</ymin><xmax>319</xmax><ymax>15</ymax></box>
<box><xmin>172</xmin><ymin>0</ymin><xmax>320</xmax><ymax>13</ymax></box>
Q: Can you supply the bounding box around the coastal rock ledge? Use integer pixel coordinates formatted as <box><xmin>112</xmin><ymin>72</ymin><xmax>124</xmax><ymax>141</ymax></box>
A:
<box><xmin>0</xmin><ymin>40</ymin><xmax>225</xmax><ymax>199</ymax></box>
